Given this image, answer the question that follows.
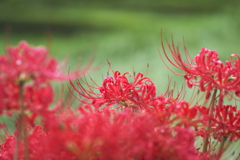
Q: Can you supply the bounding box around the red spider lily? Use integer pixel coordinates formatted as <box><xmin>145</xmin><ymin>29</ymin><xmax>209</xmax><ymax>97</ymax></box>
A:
<box><xmin>1</xmin><ymin>37</ymin><xmax>236</xmax><ymax>160</ymax></box>
<box><xmin>0</xmin><ymin>80</ymin><xmax>54</xmax><ymax>116</ymax></box>
<box><xmin>24</xmin><ymin>83</ymin><xmax>54</xmax><ymax>113</ymax></box>
<box><xmin>0</xmin><ymin>41</ymin><xmax>77</xmax><ymax>84</ymax></box>
<box><xmin>99</xmin><ymin>71</ymin><xmax>156</xmax><ymax>107</ymax></box>
<box><xmin>0</xmin><ymin>41</ymin><xmax>87</xmax><ymax>117</ymax></box>
<box><xmin>70</xmin><ymin>71</ymin><xmax>157</xmax><ymax>111</ymax></box>
<box><xmin>196</xmin><ymin>105</ymin><xmax>240</xmax><ymax>142</ymax></box>
<box><xmin>169</xmin><ymin>101</ymin><xmax>204</xmax><ymax>127</ymax></box>
<box><xmin>160</xmin><ymin>37</ymin><xmax>240</xmax><ymax>101</ymax></box>
<box><xmin>209</xmin><ymin>105</ymin><xmax>240</xmax><ymax>141</ymax></box>
<box><xmin>0</xmin><ymin>80</ymin><xmax>20</xmax><ymax>115</ymax></box>
<box><xmin>150</xmin><ymin>99</ymin><xmax>206</xmax><ymax>131</ymax></box>
<box><xmin>0</xmin><ymin>107</ymin><xmax>204</xmax><ymax>160</ymax></box>
<box><xmin>0</xmin><ymin>136</ymin><xmax>21</xmax><ymax>159</ymax></box>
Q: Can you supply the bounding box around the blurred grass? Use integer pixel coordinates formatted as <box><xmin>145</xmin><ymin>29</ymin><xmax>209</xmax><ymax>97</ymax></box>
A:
<box><xmin>0</xmin><ymin>1</ymin><xmax>240</xmax><ymax>98</ymax></box>
<box><xmin>1</xmin><ymin>10</ymin><xmax>240</xmax><ymax>94</ymax></box>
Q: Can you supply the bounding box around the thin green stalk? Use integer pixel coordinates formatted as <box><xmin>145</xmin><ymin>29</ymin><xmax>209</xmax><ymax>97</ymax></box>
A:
<box><xmin>14</xmin><ymin>74</ymin><xmax>29</xmax><ymax>160</ymax></box>
<box><xmin>202</xmin><ymin>90</ymin><xmax>217</xmax><ymax>152</ymax></box>
<box><xmin>215</xmin><ymin>136</ymin><xmax>228</xmax><ymax>159</ymax></box>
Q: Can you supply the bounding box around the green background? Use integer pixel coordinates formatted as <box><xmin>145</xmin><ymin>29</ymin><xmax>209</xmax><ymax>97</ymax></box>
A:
<box><xmin>1</xmin><ymin>0</ymin><xmax>240</xmax><ymax>106</ymax></box>
<box><xmin>1</xmin><ymin>1</ymin><xmax>240</xmax><ymax>93</ymax></box>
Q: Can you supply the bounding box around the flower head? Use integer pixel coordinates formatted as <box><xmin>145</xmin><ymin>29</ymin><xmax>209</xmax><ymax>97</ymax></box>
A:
<box><xmin>161</xmin><ymin>37</ymin><xmax>240</xmax><ymax>101</ymax></box>
<box><xmin>0</xmin><ymin>79</ymin><xmax>54</xmax><ymax>116</ymax></box>
<box><xmin>209</xmin><ymin>105</ymin><xmax>240</xmax><ymax>141</ymax></box>
<box><xmin>0</xmin><ymin>41</ymin><xmax>75</xmax><ymax>84</ymax></box>
<box><xmin>71</xmin><ymin>71</ymin><xmax>157</xmax><ymax>111</ymax></box>
<box><xmin>0</xmin><ymin>41</ymin><xmax>82</xmax><ymax>116</ymax></box>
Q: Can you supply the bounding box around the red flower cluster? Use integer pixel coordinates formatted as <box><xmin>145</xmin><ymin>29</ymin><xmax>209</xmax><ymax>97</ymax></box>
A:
<box><xmin>0</xmin><ymin>107</ymin><xmax>202</xmax><ymax>160</ymax></box>
<box><xmin>0</xmin><ymin>41</ymin><xmax>75</xmax><ymax>115</ymax></box>
<box><xmin>160</xmin><ymin>36</ymin><xmax>240</xmax><ymax>158</ymax></box>
<box><xmin>71</xmin><ymin>71</ymin><xmax>157</xmax><ymax>111</ymax></box>
<box><xmin>0</xmin><ymin>82</ymin><xmax>54</xmax><ymax>116</ymax></box>
<box><xmin>0</xmin><ymin>41</ymin><xmax>71</xmax><ymax>83</ymax></box>
<box><xmin>162</xmin><ymin>42</ymin><xmax>240</xmax><ymax>102</ymax></box>
<box><xmin>209</xmin><ymin>105</ymin><xmax>240</xmax><ymax>141</ymax></box>
<box><xmin>0</xmin><ymin>38</ymin><xmax>240</xmax><ymax>160</ymax></box>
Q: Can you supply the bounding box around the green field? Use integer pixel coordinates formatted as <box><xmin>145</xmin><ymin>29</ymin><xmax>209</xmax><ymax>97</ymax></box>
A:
<box><xmin>1</xmin><ymin>1</ymin><xmax>240</xmax><ymax>94</ymax></box>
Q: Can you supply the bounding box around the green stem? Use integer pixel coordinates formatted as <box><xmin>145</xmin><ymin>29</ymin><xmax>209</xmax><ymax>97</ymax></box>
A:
<box><xmin>217</xmin><ymin>136</ymin><xmax>228</xmax><ymax>159</ymax></box>
<box><xmin>202</xmin><ymin>90</ymin><xmax>217</xmax><ymax>152</ymax></box>
<box><xmin>218</xmin><ymin>89</ymin><xmax>224</xmax><ymax>108</ymax></box>
<box><xmin>14</xmin><ymin>75</ymin><xmax>29</xmax><ymax>160</ymax></box>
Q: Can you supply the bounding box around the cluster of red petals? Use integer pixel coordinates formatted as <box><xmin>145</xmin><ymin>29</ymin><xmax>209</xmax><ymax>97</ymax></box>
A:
<box><xmin>162</xmin><ymin>42</ymin><xmax>240</xmax><ymax>99</ymax></box>
<box><xmin>0</xmin><ymin>41</ymin><xmax>73</xmax><ymax>84</ymax></box>
<box><xmin>209</xmin><ymin>105</ymin><xmax>240</xmax><ymax>141</ymax></box>
<box><xmin>0</xmin><ymin>82</ymin><xmax>54</xmax><ymax>115</ymax></box>
<box><xmin>0</xmin><ymin>107</ymin><xmax>204</xmax><ymax>160</ymax></box>
<box><xmin>71</xmin><ymin>70</ymin><xmax>206</xmax><ymax>130</ymax></box>
<box><xmin>72</xmin><ymin>71</ymin><xmax>157</xmax><ymax>111</ymax></box>
<box><xmin>193</xmin><ymin>104</ymin><xmax>240</xmax><ymax>142</ymax></box>
<box><xmin>99</xmin><ymin>71</ymin><xmax>156</xmax><ymax>106</ymax></box>
<box><xmin>153</xmin><ymin>101</ymin><xmax>210</xmax><ymax>140</ymax></box>
<box><xmin>1</xmin><ymin>39</ymin><xmax>240</xmax><ymax>159</ymax></box>
<box><xmin>0</xmin><ymin>81</ymin><xmax>20</xmax><ymax>113</ymax></box>
<box><xmin>0</xmin><ymin>41</ymin><xmax>76</xmax><ymax>116</ymax></box>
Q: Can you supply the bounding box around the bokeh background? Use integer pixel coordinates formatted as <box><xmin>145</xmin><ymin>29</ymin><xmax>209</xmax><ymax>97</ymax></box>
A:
<box><xmin>0</xmin><ymin>0</ymin><xmax>240</xmax><ymax>94</ymax></box>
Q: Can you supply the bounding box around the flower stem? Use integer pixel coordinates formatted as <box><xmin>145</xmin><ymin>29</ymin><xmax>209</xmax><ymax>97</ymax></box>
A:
<box><xmin>14</xmin><ymin>74</ymin><xmax>29</xmax><ymax>160</ymax></box>
<box><xmin>202</xmin><ymin>90</ymin><xmax>217</xmax><ymax>152</ymax></box>
<box><xmin>216</xmin><ymin>136</ymin><xmax>228</xmax><ymax>159</ymax></box>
